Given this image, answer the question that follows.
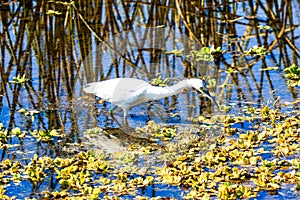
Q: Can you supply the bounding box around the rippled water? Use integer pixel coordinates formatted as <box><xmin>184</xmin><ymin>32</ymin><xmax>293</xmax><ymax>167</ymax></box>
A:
<box><xmin>0</xmin><ymin>0</ymin><xmax>299</xmax><ymax>199</ymax></box>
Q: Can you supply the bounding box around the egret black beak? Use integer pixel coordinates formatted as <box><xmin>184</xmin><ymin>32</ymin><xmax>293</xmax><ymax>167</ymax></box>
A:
<box><xmin>201</xmin><ymin>90</ymin><xmax>220</xmax><ymax>110</ymax></box>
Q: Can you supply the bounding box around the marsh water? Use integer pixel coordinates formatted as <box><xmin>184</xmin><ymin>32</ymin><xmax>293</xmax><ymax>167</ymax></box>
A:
<box><xmin>0</xmin><ymin>0</ymin><xmax>300</xmax><ymax>199</ymax></box>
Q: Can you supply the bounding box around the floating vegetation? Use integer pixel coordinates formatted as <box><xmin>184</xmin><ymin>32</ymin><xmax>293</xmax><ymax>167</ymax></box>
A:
<box><xmin>257</xmin><ymin>25</ymin><xmax>271</xmax><ymax>30</ymax></box>
<box><xmin>30</xmin><ymin>129</ymin><xmax>64</xmax><ymax>142</ymax></box>
<box><xmin>284</xmin><ymin>64</ymin><xmax>300</xmax><ymax>87</ymax></box>
<box><xmin>166</xmin><ymin>46</ymin><xmax>225</xmax><ymax>62</ymax></box>
<box><xmin>9</xmin><ymin>74</ymin><xmax>29</xmax><ymax>85</ymax></box>
<box><xmin>1</xmin><ymin>105</ymin><xmax>300</xmax><ymax>199</ymax></box>
<box><xmin>165</xmin><ymin>48</ymin><xmax>184</xmax><ymax>57</ymax></box>
<box><xmin>18</xmin><ymin>108</ymin><xmax>40</xmax><ymax>122</ymax></box>
<box><xmin>150</xmin><ymin>75</ymin><xmax>169</xmax><ymax>87</ymax></box>
<box><xmin>244</xmin><ymin>46</ymin><xmax>267</xmax><ymax>57</ymax></box>
<box><xmin>189</xmin><ymin>47</ymin><xmax>215</xmax><ymax>62</ymax></box>
<box><xmin>0</xmin><ymin>123</ymin><xmax>8</xmax><ymax>143</ymax></box>
<box><xmin>138</xmin><ymin>121</ymin><xmax>177</xmax><ymax>141</ymax></box>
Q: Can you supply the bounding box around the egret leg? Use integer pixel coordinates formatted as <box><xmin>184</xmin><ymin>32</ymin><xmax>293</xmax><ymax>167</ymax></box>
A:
<box><xmin>109</xmin><ymin>106</ymin><xmax>118</xmax><ymax>116</ymax></box>
<box><xmin>110</xmin><ymin>113</ymin><xmax>123</xmax><ymax>128</ymax></box>
<box><xmin>123</xmin><ymin>109</ymin><xmax>129</xmax><ymax>125</ymax></box>
<box><xmin>109</xmin><ymin>106</ymin><xmax>122</xmax><ymax>126</ymax></box>
<box><xmin>109</xmin><ymin>106</ymin><xmax>129</xmax><ymax>126</ymax></box>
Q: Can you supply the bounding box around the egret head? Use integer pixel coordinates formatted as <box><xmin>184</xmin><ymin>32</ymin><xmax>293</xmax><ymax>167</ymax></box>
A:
<box><xmin>187</xmin><ymin>78</ymin><xmax>220</xmax><ymax>109</ymax></box>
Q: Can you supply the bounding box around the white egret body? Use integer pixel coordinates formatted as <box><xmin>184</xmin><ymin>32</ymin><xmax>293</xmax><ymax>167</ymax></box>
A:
<box><xmin>84</xmin><ymin>78</ymin><xmax>219</xmax><ymax>124</ymax></box>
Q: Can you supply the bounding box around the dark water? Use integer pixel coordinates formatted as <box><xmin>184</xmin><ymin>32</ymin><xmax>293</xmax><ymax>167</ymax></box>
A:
<box><xmin>0</xmin><ymin>0</ymin><xmax>300</xmax><ymax>199</ymax></box>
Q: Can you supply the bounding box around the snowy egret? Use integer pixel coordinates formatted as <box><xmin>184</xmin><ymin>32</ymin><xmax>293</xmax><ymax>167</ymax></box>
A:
<box><xmin>84</xmin><ymin>78</ymin><xmax>219</xmax><ymax>124</ymax></box>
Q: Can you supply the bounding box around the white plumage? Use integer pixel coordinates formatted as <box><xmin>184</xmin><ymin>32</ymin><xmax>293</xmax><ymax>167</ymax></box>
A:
<box><xmin>84</xmin><ymin>78</ymin><xmax>219</xmax><ymax>124</ymax></box>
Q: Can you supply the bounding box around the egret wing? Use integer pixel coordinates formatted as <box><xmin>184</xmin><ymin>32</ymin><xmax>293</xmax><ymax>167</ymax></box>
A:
<box><xmin>83</xmin><ymin>78</ymin><xmax>150</xmax><ymax>106</ymax></box>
